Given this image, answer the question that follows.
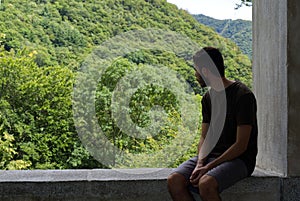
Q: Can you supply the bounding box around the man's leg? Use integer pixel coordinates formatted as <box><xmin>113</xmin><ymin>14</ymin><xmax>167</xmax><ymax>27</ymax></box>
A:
<box><xmin>168</xmin><ymin>156</ymin><xmax>198</xmax><ymax>201</ymax></box>
<box><xmin>167</xmin><ymin>173</ymin><xmax>196</xmax><ymax>201</ymax></box>
<box><xmin>198</xmin><ymin>175</ymin><xmax>221</xmax><ymax>201</ymax></box>
<box><xmin>198</xmin><ymin>158</ymin><xmax>249</xmax><ymax>201</ymax></box>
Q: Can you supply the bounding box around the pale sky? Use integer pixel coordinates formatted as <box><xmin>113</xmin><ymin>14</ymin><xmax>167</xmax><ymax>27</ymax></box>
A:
<box><xmin>166</xmin><ymin>0</ymin><xmax>252</xmax><ymax>20</ymax></box>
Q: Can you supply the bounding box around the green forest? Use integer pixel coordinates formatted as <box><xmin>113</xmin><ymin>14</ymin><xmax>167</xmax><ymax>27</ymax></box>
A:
<box><xmin>193</xmin><ymin>14</ymin><xmax>252</xmax><ymax>59</ymax></box>
<box><xmin>0</xmin><ymin>0</ymin><xmax>252</xmax><ymax>170</ymax></box>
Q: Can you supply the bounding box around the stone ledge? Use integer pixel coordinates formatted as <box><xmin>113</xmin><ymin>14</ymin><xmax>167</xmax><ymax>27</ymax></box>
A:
<box><xmin>0</xmin><ymin>168</ymin><xmax>299</xmax><ymax>201</ymax></box>
<box><xmin>0</xmin><ymin>168</ymin><xmax>170</xmax><ymax>182</ymax></box>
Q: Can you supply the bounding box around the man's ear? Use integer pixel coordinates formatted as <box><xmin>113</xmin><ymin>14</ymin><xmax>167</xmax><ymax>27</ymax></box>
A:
<box><xmin>201</xmin><ymin>67</ymin><xmax>209</xmax><ymax>77</ymax></box>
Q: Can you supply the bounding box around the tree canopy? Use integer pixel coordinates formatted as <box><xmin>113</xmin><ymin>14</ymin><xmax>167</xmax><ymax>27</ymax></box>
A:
<box><xmin>0</xmin><ymin>0</ymin><xmax>252</xmax><ymax>169</ymax></box>
<box><xmin>236</xmin><ymin>0</ymin><xmax>252</xmax><ymax>9</ymax></box>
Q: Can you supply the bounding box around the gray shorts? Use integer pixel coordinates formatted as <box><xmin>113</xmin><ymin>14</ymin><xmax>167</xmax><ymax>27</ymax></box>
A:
<box><xmin>171</xmin><ymin>156</ymin><xmax>248</xmax><ymax>193</ymax></box>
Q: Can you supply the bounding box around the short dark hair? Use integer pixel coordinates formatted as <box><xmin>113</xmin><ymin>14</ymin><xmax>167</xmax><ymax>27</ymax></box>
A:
<box><xmin>193</xmin><ymin>47</ymin><xmax>225</xmax><ymax>77</ymax></box>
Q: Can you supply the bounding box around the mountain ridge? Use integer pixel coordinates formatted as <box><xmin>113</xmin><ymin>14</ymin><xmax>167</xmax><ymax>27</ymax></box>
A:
<box><xmin>193</xmin><ymin>14</ymin><xmax>252</xmax><ymax>59</ymax></box>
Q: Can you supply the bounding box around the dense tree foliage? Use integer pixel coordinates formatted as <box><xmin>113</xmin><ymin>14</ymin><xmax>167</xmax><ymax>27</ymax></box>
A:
<box><xmin>0</xmin><ymin>49</ymin><xmax>104</xmax><ymax>169</ymax></box>
<box><xmin>0</xmin><ymin>0</ymin><xmax>252</xmax><ymax>169</ymax></box>
<box><xmin>194</xmin><ymin>14</ymin><xmax>252</xmax><ymax>59</ymax></box>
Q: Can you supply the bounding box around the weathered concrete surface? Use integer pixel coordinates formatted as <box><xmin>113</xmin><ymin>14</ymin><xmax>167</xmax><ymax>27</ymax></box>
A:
<box><xmin>0</xmin><ymin>169</ymin><xmax>299</xmax><ymax>201</ymax></box>
<box><xmin>0</xmin><ymin>168</ymin><xmax>169</xmax><ymax>201</ymax></box>
<box><xmin>282</xmin><ymin>177</ymin><xmax>300</xmax><ymax>201</ymax></box>
<box><xmin>253</xmin><ymin>0</ymin><xmax>300</xmax><ymax>176</ymax></box>
<box><xmin>0</xmin><ymin>168</ymin><xmax>169</xmax><ymax>182</ymax></box>
<box><xmin>286</xmin><ymin>0</ymin><xmax>300</xmax><ymax>176</ymax></box>
<box><xmin>221</xmin><ymin>177</ymin><xmax>281</xmax><ymax>201</ymax></box>
<box><xmin>253</xmin><ymin>0</ymin><xmax>288</xmax><ymax>176</ymax></box>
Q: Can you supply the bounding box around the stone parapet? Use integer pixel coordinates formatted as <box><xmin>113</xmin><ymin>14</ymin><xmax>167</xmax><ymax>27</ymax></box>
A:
<box><xmin>0</xmin><ymin>168</ymin><xmax>299</xmax><ymax>201</ymax></box>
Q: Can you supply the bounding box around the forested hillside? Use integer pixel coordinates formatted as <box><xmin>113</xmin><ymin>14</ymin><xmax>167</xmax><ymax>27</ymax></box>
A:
<box><xmin>0</xmin><ymin>0</ymin><xmax>252</xmax><ymax>170</ymax></box>
<box><xmin>193</xmin><ymin>14</ymin><xmax>252</xmax><ymax>59</ymax></box>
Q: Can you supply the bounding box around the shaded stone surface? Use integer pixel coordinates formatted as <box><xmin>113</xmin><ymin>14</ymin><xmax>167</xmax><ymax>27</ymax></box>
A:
<box><xmin>0</xmin><ymin>169</ymin><xmax>299</xmax><ymax>201</ymax></box>
<box><xmin>282</xmin><ymin>177</ymin><xmax>300</xmax><ymax>201</ymax></box>
<box><xmin>253</xmin><ymin>0</ymin><xmax>300</xmax><ymax>176</ymax></box>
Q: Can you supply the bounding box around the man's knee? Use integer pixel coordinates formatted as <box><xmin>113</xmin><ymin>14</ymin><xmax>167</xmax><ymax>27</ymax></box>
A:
<box><xmin>167</xmin><ymin>173</ymin><xmax>187</xmax><ymax>191</ymax></box>
<box><xmin>198</xmin><ymin>175</ymin><xmax>219</xmax><ymax>198</ymax></box>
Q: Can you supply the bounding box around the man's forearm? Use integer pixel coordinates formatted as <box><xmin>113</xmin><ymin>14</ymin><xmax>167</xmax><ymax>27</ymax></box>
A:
<box><xmin>196</xmin><ymin>123</ymin><xmax>209</xmax><ymax>165</ymax></box>
<box><xmin>197</xmin><ymin>136</ymin><xmax>206</xmax><ymax>165</ymax></box>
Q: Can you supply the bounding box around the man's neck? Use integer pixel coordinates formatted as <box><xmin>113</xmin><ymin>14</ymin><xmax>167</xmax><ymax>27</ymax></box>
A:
<box><xmin>210</xmin><ymin>77</ymin><xmax>235</xmax><ymax>91</ymax></box>
<box><xmin>222</xmin><ymin>77</ymin><xmax>235</xmax><ymax>89</ymax></box>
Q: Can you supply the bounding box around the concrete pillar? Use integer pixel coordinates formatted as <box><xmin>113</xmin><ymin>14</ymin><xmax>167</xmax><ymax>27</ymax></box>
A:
<box><xmin>253</xmin><ymin>0</ymin><xmax>300</xmax><ymax>176</ymax></box>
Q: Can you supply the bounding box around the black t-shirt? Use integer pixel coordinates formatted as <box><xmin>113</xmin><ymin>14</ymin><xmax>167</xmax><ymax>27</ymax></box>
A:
<box><xmin>201</xmin><ymin>81</ymin><xmax>258</xmax><ymax>175</ymax></box>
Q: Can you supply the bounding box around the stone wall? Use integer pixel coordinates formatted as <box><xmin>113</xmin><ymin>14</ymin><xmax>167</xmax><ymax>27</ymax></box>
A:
<box><xmin>0</xmin><ymin>169</ymin><xmax>299</xmax><ymax>201</ymax></box>
<box><xmin>253</xmin><ymin>0</ymin><xmax>300</xmax><ymax>176</ymax></box>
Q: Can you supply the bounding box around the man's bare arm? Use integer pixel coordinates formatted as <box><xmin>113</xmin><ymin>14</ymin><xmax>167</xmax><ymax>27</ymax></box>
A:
<box><xmin>189</xmin><ymin>123</ymin><xmax>209</xmax><ymax>185</ymax></box>
<box><xmin>196</xmin><ymin>123</ymin><xmax>209</xmax><ymax>164</ymax></box>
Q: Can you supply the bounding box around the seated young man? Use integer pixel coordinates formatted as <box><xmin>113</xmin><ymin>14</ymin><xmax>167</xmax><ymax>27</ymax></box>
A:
<box><xmin>167</xmin><ymin>47</ymin><xmax>258</xmax><ymax>201</ymax></box>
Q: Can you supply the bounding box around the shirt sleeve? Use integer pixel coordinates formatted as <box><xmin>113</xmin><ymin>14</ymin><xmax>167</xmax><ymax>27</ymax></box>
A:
<box><xmin>236</xmin><ymin>93</ymin><xmax>257</xmax><ymax>126</ymax></box>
